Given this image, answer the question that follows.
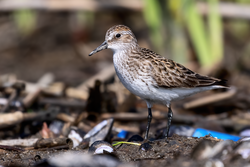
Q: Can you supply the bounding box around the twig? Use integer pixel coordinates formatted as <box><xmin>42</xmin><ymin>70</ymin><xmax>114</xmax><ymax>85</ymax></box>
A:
<box><xmin>35</xmin><ymin>138</ymin><xmax>73</xmax><ymax>149</ymax></box>
<box><xmin>0</xmin><ymin>111</ymin><xmax>23</xmax><ymax>128</ymax></box>
<box><xmin>0</xmin><ymin>138</ymin><xmax>39</xmax><ymax>147</ymax></box>
<box><xmin>38</xmin><ymin>98</ymin><xmax>86</xmax><ymax>108</ymax></box>
<box><xmin>183</xmin><ymin>89</ymin><xmax>236</xmax><ymax>109</ymax></box>
<box><xmin>0</xmin><ymin>145</ymin><xmax>24</xmax><ymax>152</ymax></box>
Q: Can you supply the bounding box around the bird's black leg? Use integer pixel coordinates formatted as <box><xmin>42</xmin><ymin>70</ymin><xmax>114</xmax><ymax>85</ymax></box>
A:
<box><xmin>164</xmin><ymin>106</ymin><xmax>173</xmax><ymax>139</ymax></box>
<box><xmin>144</xmin><ymin>107</ymin><xmax>152</xmax><ymax>140</ymax></box>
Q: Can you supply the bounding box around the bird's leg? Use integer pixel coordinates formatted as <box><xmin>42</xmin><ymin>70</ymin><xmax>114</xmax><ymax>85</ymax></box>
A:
<box><xmin>144</xmin><ymin>107</ymin><xmax>152</xmax><ymax>140</ymax></box>
<box><xmin>164</xmin><ymin>106</ymin><xmax>173</xmax><ymax>139</ymax></box>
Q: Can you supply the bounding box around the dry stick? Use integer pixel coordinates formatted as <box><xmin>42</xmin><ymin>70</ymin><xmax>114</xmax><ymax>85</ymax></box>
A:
<box><xmin>38</xmin><ymin>98</ymin><xmax>86</xmax><ymax>109</ymax></box>
<box><xmin>35</xmin><ymin>138</ymin><xmax>73</xmax><ymax>149</ymax></box>
<box><xmin>42</xmin><ymin>82</ymin><xmax>65</xmax><ymax>97</ymax></box>
<box><xmin>23</xmin><ymin>109</ymin><xmax>59</xmax><ymax>122</ymax></box>
<box><xmin>0</xmin><ymin>109</ymin><xmax>75</xmax><ymax>128</ymax></box>
<box><xmin>66</xmin><ymin>87</ymin><xmax>89</xmax><ymax>100</ymax></box>
<box><xmin>0</xmin><ymin>111</ymin><xmax>23</xmax><ymax>128</ymax></box>
<box><xmin>22</xmin><ymin>88</ymin><xmax>42</xmax><ymax>108</ymax></box>
<box><xmin>21</xmin><ymin>73</ymin><xmax>55</xmax><ymax>108</ymax></box>
<box><xmin>0</xmin><ymin>145</ymin><xmax>24</xmax><ymax>152</ymax></box>
<box><xmin>0</xmin><ymin>110</ymin><xmax>54</xmax><ymax>128</ymax></box>
<box><xmin>0</xmin><ymin>138</ymin><xmax>73</xmax><ymax>150</ymax></box>
<box><xmin>183</xmin><ymin>89</ymin><xmax>236</xmax><ymax>110</ymax></box>
<box><xmin>56</xmin><ymin>113</ymin><xmax>75</xmax><ymax>123</ymax></box>
<box><xmin>0</xmin><ymin>138</ymin><xmax>39</xmax><ymax>147</ymax></box>
<box><xmin>73</xmin><ymin>111</ymin><xmax>88</xmax><ymax>126</ymax></box>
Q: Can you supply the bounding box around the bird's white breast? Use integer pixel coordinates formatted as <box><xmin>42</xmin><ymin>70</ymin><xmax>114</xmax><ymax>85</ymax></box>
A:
<box><xmin>113</xmin><ymin>51</ymin><xmax>153</xmax><ymax>99</ymax></box>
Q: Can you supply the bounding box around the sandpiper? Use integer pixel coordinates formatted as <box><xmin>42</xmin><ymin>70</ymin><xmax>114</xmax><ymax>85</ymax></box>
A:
<box><xmin>89</xmin><ymin>25</ymin><xmax>227</xmax><ymax>140</ymax></box>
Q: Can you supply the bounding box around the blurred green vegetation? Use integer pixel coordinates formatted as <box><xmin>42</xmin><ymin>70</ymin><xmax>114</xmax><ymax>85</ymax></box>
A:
<box><xmin>143</xmin><ymin>0</ymin><xmax>223</xmax><ymax>68</ymax></box>
<box><xmin>13</xmin><ymin>9</ymin><xmax>36</xmax><ymax>35</ymax></box>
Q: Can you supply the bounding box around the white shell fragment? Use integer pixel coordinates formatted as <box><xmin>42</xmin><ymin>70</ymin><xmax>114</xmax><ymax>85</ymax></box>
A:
<box><xmin>89</xmin><ymin>140</ymin><xmax>114</xmax><ymax>155</ymax></box>
<box><xmin>94</xmin><ymin>145</ymin><xmax>114</xmax><ymax>154</ymax></box>
<box><xmin>68</xmin><ymin>130</ymin><xmax>83</xmax><ymax>148</ymax></box>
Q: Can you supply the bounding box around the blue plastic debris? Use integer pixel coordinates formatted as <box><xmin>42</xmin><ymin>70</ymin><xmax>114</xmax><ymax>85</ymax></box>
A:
<box><xmin>117</xmin><ymin>130</ymin><xmax>128</xmax><ymax>139</ymax></box>
<box><xmin>192</xmin><ymin>128</ymin><xmax>241</xmax><ymax>141</ymax></box>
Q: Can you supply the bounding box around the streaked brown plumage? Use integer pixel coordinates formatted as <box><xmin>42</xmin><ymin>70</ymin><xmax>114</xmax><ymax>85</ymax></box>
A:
<box><xmin>136</xmin><ymin>48</ymin><xmax>226</xmax><ymax>88</ymax></box>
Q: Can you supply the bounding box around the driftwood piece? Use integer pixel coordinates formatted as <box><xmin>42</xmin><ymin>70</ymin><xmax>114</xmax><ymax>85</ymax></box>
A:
<box><xmin>66</xmin><ymin>87</ymin><xmax>88</xmax><ymax>100</ymax></box>
<box><xmin>39</xmin><ymin>98</ymin><xmax>86</xmax><ymax>108</ymax></box>
<box><xmin>193</xmin><ymin>90</ymin><xmax>235</xmax><ymax>108</ymax></box>
<box><xmin>0</xmin><ymin>145</ymin><xmax>24</xmax><ymax>152</ymax></box>
<box><xmin>35</xmin><ymin>138</ymin><xmax>73</xmax><ymax>149</ymax></box>
<box><xmin>20</xmin><ymin>73</ymin><xmax>55</xmax><ymax>93</ymax></box>
<box><xmin>22</xmin><ymin>88</ymin><xmax>42</xmax><ymax>108</ymax></box>
<box><xmin>56</xmin><ymin>113</ymin><xmax>75</xmax><ymax>123</ymax></box>
<box><xmin>0</xmin><ymin>138</ymin><xmax>39</xmax><ymax>147</ymax></box>
<box><xmin>42</xmin><ymin>82</ymin><xmax>65</xmax><ymax>97</ymax></box>
<box><xmin>183</xmin><ymin>89</ymin><xmax>236</xmax><ymax>109</ymax></box>
<box><xmin>0</xmin><ymin>111</ymin><xmax>23</xmax><ymax>128</ymax></box>
<box><xmin>73</xmin><ymin>111</ymin><xmax>88</xmax><ymax>126</ymax></box>
<box><xmin>23</xmin><ymin>109</ymin><xmax>59</xmax><ymax>122</ymax></box>
<box><xmin>0</xmin><ymin>109</ymin><xmax>75</xmax><ymax>129</ymax></box>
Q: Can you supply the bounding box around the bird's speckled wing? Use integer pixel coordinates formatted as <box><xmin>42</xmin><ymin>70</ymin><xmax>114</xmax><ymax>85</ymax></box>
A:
<box><xmin>139</xmin><ymin>48</ymin><xmax>226</xmax><ymax>88</ymax></box>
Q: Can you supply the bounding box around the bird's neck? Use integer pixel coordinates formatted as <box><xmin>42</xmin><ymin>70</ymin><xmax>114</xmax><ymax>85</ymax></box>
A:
<box><xmin>112</xmin><ymin>43</ymin><xmax>140</xmax><ymax>58</ymax></box>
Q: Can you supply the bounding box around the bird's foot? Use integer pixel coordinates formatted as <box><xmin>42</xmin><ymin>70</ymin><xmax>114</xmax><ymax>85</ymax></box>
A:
<box><xmin>140</xmin><ymin>140</ymin><xmax>152</xmax><ymax>151</ymax></box>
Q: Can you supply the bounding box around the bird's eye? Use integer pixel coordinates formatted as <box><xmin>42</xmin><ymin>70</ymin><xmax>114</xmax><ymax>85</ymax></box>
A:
<box><xmin>116</xmin><ymin>33</ymin><xmax>121</xmax><ymax>38</ymax></box>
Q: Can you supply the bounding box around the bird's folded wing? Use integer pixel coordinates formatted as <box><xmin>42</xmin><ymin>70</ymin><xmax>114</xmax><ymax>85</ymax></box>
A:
<box><xmin>141</xmin><ymin>54</ymin><xmax>226</xmax><ymax>89</ymax></box>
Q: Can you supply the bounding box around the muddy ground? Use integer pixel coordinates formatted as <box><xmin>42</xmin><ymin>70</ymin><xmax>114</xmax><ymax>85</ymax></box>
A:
<box><xmin>0</xmin><ymin>135</ymin><xmax>249</xmax><ymax>167</ymax></box>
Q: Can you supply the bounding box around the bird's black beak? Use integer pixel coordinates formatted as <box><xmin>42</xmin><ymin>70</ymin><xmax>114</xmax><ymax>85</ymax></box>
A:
<box><xmin>89</xmin><ymin>41</ymin><xmax>108</xmax><ymax>56</ymax></box>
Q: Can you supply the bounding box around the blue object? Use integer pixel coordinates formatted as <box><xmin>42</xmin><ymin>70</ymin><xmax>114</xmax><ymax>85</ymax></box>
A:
<box><xmin>192</xmin><ymin>128</ymin><xmax>241</xmax><ymax>142</ymax></box>
<box><xmin>117</xmin><ymin>130</ymin><xmax>128</xmax><ymax>139</ymax></box>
